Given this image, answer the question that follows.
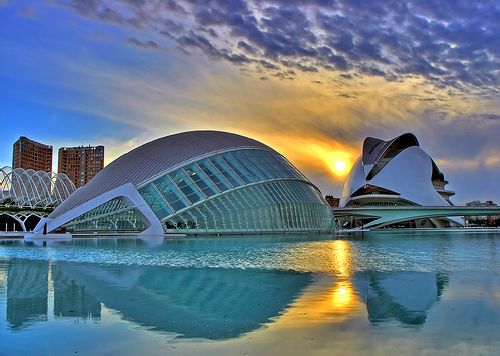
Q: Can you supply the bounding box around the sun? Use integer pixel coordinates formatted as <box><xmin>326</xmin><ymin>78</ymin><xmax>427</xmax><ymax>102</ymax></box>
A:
<box><xmin>334</xmin><ymin>160</ymin><xmax>347</xmax><ymax>174</ymax></box>
<box><xmin>325</xmin><ymin>151</ymin><xmax>352</xmax><ymax>177</ymax></box>
<box><xmin>330</xmin><ymin>158</ymin><xmax>349</xmax><ymax>176</ymax></box>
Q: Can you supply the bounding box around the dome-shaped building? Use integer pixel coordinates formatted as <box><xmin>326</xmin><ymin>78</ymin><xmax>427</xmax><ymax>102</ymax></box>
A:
<box><xmin>340</xmin><ymin>133</ymin><xmax>460</xmax><ymax>228</ymax></box>
<box><xmin>36</xmin><ymin>131</ymin><xmax>332</xmax><ymax>235</ymax></box>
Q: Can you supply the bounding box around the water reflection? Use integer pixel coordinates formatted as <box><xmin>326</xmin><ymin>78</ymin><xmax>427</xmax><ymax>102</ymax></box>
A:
<box><xmin>1</xmin><ymin>258</ymin><xmax>312</xmax><ymax>339</ymax></box>
<box><xmin>1</xmin><ymin>233</ymin><xmax>499</xmax><ymax>354</ymax></box>
<box><xmin>331</xmin><ymin>281</ymin><xmax>355</xmax><ymax>310</ymax></box>
<box><xmin>328</xmin><ymin>240</ymin><xmax>357</xmax><ymax>314</ymax></box>
<box><xmin>330</xmin><ymin>240</ymin><xmax>353</xmax><ymax>277</ymax></box>
<box><xmin>353</xmin><ymin>271</ymin><xmax>448</xmax><ymax>325</ymax></box>
<box><xmin>6</xmin><ymin>259</ymin><xmax>48</xmax><ymax>329</ymax></box>
<box><xmin>52</xmin><ymin>267</ymin><xmax>101</xmax><ymax>321</ymax></box>
<box><xmin>325</xmin><ymin>239</ymin><xmax>447</xmax><ymax>326</ymax></box>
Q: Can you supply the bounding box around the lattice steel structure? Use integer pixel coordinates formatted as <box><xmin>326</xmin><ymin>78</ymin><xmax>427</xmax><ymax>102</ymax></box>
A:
<box><xmin>38</xmin><ymin>131</ymin><xmax>333</xmax><ymax>235</ymax></box>
<box><xmin>0</xmin><ymin>166</ymin><xmax>76</xmax><ymax>209</ymax></box>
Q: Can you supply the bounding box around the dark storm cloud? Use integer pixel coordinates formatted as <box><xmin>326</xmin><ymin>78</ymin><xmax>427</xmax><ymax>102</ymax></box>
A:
<box><xmin>56</xmin><ymin>0</ymin><xmax>500</xmax><ymax>91</ymax></box>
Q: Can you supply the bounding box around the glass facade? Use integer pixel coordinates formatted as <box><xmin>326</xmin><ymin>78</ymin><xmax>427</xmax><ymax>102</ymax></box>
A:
<box><xmin>65</xmin><ymin>148</ymin><xmax>332</xmax><ymax>234</ymax></box>
<box><xmin>64</xmin><ymin>198</ymin><xmax>146</xmax><ymax>232</ymax></box>
<box><xmin>163</xmin><ymin>180</ymin><xmax>332</xmax><ymax>232</ymax></box>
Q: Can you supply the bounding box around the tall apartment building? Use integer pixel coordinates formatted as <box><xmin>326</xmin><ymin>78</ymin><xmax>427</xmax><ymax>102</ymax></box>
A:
<box><xmin>12</xmin><ymin>136</ymin><xmax>53</xmax><ymax>172</ymax></box>
<box><xmin>58</xmin><ymin>145</ymin><xmax>104</xmax><ymax>189</ymax></box>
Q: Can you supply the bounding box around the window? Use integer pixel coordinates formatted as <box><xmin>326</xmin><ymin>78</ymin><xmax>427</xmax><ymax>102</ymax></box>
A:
<box><xmin>168</xmin><ymin>169</ymin><xmax>204</xmax><ymax>204</ymax></box>
<box><xmin>153</xmin><ymin>176</ymin><xmax>189</xmax><ymax>212</ymax></box>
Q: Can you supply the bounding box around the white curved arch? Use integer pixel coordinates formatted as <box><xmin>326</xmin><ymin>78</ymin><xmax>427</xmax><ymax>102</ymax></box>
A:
<box><xmin>0</xmin><ymin>166</ymin><xmax>14</xmax><ymax>203</ymax></box>
<box><xmin>0</xmin><ymin>212</ymin><xmax>25</xmax><ymax>231</ymax></box>
<box><xmin>37</xmin><ymin>170</ymin><xmax>54</xmax><ymax>207</ymax></box>
<box><xmin>30</xmin><ymin>170</ymin><xmax>50</xmax><ymax>206</ymax></box>
<box><xmin>53</xmin><ymin>173</ymin><xmax>75</xmax><ymax>201</ymax></box>
<box><xmin>34</xmin><ymin>183</ymin><xmax>163</xmax><ymax>235</ymax></box>
<box><xmin>51</xmin><ymin>172</ymin><xmax>76</xmax><ymax>206</ymax></box>
<box><xmin>11</xmin><ymin>168</ymin><xmax>32</xmax><ymax>207</ymax></box>
<box><xmin>340</xmin><ymin>157</ymin><xmax>365</xmax><ymax>207</ymax></box>
<box><xmin>51</xmin><ymin>173</ymin><xmax>64</xmax><ymax>205</ymax></box>
<box><xmin>25</xmin><ymin>169</ymin><xmax>45</xmax><ymax>207</ymax></box>
<box><xmin>0</xmin><ymin>210</ymin><xmax>49</xmax><ymax>232</ymax></box>
<box><xmin>0</xmin><ymin>167</ymin><xmax>76</xmax><ymax>208</ymax></box>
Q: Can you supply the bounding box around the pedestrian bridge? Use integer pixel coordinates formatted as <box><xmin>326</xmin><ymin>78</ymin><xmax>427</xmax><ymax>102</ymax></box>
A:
<box><xmin>333</xmin><ymin>206</ymin><xmax>500</xmax><ymax>229</ymax></box>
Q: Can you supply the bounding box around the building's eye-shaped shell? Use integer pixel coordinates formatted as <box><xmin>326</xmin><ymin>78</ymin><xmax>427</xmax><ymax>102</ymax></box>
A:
<box><xmin>37</xmin><ymin>131</ymin><xmax>333</xmax><ymax>234</ymax></box>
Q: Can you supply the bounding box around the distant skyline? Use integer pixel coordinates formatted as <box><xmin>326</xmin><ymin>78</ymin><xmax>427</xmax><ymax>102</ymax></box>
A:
<box><xmin>1</xmin><ymin>1</ymin><xmax>498</xmax><ymax>204</ymax></box>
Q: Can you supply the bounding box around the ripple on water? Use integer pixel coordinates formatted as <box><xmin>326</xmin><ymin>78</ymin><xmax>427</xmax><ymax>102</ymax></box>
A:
<box><xmin>0</xmin><ymin>232</ymin><xmax>498</xmax><ymax>274</ymax></box>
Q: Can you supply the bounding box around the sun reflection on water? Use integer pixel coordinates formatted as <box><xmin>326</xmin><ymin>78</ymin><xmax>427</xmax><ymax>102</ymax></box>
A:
<box><xmin>329</xmin><ymin>240</ymin><xmax>357</xmax><ymax>313</ymax></box>
<box><xmin>330</xmin><ymin>240</ymin><xmax>353</xmax><ymax>277</ymax></box>
<box><xmin>275</xmin><ymin>239</ymin><xmax>361</xmax><ymax>328</ymax></box>
<box><xmin>331</xmin><ymin>282</ymin><xmax>354</xmax><ymax>310</ymax></box>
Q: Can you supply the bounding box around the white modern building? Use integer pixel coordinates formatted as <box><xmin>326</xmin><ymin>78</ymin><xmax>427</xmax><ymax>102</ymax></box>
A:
<box><xmin>340</xmin><ymin>133</ymin><xmax>461</xmax><ymax>228</ymax></box>
<box><xmin>35</xmin><ymin>131</ymin><xmax>333</xmax><ymax>235</ymax></box>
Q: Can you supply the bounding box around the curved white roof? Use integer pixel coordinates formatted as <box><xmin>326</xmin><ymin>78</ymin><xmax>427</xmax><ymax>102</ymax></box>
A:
<box><xmin>362</xmin><ymin>133</ymin><xmax>419</xmax><ymax>166</ymax></box>
<box><xmin>51</xmin><ymin>131</ymin><xmax>272</xmax><ymax>217</ymax></box>
<box><xmin>341</xmin><ymin>133</ymin><xmax>454</xmax><ymax>208</ymax></box>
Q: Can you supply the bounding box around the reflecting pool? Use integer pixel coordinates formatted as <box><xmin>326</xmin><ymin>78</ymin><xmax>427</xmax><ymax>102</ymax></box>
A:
<box><xmin>0</xmin><ymin>231</ymin><xmax>499</xmax><ymax>355</ymax></box>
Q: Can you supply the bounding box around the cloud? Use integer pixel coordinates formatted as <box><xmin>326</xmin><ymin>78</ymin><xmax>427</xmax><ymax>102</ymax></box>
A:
<box><xmin>127</xmin><ymin>37</ymin><xmax>159</xmax><ymax>49</ymax></box>
<box><xmin>485</xmin><ymin>155</ymin><xmax>500</xmax><ymax>168</ymax></box>
<box><xmin>52</xmin><ymin>0</ymin><xmax>499</xmax><ymax>94</ymax></box>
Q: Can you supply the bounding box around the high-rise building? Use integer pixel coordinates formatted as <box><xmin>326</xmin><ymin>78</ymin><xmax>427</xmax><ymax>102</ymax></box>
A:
<box><xmin>12</xmin><ymin>136</ymin><xmax>53</xmax><ymax>172</ymax></box>
<box><xmin>58</xmin><ymin>145</ymin><xmax>104</xmax><ymax>189</ymax></box>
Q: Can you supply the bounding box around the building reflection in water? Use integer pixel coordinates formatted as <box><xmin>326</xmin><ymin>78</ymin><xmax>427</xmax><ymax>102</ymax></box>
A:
<box><xmin>6</xmin><ymin>259</ymin><xmax>48</xmax><ymax>329</ymax></box>
<box><xmin>352</xmin><ymin>271</ymin><xmax>448</xmax><ymax>325</ymax></box>
<box><xmin>52</xmin><ymin>268</ymin><xmax>101</xmax><ymax>321</ymax></box>
<box><xmin>324</xmin><ymin>239</ymin><xmax>448</xmax><ymax>326</ymax></box>
<box><xmin>2</xmin><ymin>258</ymin><xmax>312</xmax><ymax>340</ymax></box>
<box><xmin>0</xmin><ymin>237</ymin><xmax>450</xmax><ymax>336</ymax></box>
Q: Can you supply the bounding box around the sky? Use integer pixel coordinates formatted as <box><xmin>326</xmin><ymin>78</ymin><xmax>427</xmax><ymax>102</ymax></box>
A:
<box><xmin>0</xmin><ymin>0</ymin><xmax>499</xmax><ymax>204</ymax></box>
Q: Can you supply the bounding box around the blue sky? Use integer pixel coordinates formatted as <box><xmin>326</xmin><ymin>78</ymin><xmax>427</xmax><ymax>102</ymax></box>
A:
<box><xmin>1</xmin><ymin>0</ymin><xmax>499</xmax><ymax>204</ymax></box>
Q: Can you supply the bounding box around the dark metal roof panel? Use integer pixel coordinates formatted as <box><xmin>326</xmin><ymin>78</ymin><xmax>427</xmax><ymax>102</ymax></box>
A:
<box><xmin>362</xmin><ymin>133</ymin><xmax>419</xmax><ymax>165</ymax></box>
